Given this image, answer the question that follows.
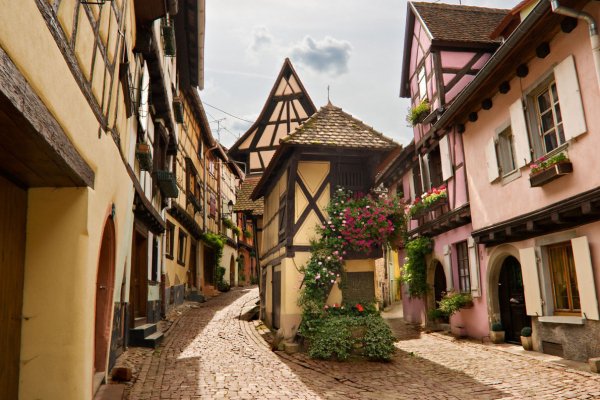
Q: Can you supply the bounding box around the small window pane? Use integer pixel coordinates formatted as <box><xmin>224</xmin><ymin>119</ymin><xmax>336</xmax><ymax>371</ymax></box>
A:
<box><xmin>544</xmin><ymin>130</ymin><xmax>558</xmax><ymax>152</ymax></box>
<box><xmin>541</xmin><ymin>111</ymin><xmax>555</xmax><ymax>133</ymax></box>
<box><xmin>537</xmin><ymin>91</ymin><xmax>552</xmax><ymax>112</ymax></box>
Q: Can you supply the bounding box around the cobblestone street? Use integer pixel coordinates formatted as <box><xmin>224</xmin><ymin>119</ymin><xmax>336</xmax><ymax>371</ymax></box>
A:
<box><xmin>127</xmin><ymin>288</ymin><xmax>600</xmax><ymax>399</ymax></box>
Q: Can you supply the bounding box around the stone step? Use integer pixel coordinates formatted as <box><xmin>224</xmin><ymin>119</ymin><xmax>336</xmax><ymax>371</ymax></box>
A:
<box><xmin>141</xmin><ymin>331</ymin><xmax>164</xmax><ymax>348</ymax></box>
<box><xmin>129</xmin><ymin>323</ymin><xmax>161</xmax><ymax>347</ymax></box>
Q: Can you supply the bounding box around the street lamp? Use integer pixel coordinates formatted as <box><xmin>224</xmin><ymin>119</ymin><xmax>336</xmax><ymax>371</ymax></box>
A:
<box><xmin>223</xmin><ymin>199</ymin><xmax>234</xmax><ymax>218</ymax></box>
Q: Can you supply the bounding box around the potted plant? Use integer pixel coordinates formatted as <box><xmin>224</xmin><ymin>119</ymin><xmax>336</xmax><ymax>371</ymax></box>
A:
<box><xmin>490</xmin><ymin>322</ymin><xmax>505</xmax><ymax>344</ymax></box>
<box><xmin>520</xmin><ymin>326</ymin><xmax>533</xmax><ymax>350</ymax></box>
<box><xmin>135</xmin><ymin>142</ymin><xmax>153</xmax><ymax>172</ymax></box>
<box><xmin>529</xmin><ymin>153</ymin><xmax>572</xmax><ymax>187</ymax></box>
<box><xmin>406</xmin><ymin>99</ymin><xmax>431</xmax><ymax>126</ymax></box>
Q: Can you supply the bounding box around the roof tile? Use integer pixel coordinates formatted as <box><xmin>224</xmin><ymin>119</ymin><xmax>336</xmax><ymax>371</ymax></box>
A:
<box><xmin>233</xmin><ymin>176</ymin><xmax>264</xmax><ymax>215</ymax></box>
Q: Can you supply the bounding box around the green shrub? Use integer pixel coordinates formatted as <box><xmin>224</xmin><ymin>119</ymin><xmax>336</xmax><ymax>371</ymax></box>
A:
<box><xmin>216</xmin><ymin>266</ymin><xmax>230</xmax><ymax>292</ymax></box>
<box><xmin>438</xmin><ymin>292</ymin><xmax>472</xmax><ymax>316</ymax></box>
<box><xmin>402</xmin><ymin>237</ymin><xmax>432</xmax><ymax>298</ymax></box>
<box><xmin>306</xmin><ymin>316</ymin><xmax>354</xmax><ymax>361</ymax></box>
<box><xmin>361</xmin><ymin>315</ymin><xmax>396</xmax><ymax>361</ymax></box>
<box><xmin>427</xmin><ymin>308</ymin><xmax>447</xmax><ymax>320</ymax></box>
<box><xmin>491</xmin><ymin>322</ymin><xmax>503</xmax><ymax>332</ymax></box>
<box><xmin>521</xmin><ymin>327</ymin><xmax>532</xmax><ymax>337</ymax></box>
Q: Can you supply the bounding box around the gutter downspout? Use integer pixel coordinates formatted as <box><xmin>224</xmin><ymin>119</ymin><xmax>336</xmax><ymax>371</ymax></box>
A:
<box><xmin>550</xmin><ymin>0</ymin><xmax>600</xmax><ymax>87</ymax></box>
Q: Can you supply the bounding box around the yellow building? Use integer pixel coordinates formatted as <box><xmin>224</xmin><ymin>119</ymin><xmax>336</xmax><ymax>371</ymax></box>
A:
<box><xmin>0</xmin><ymin>0</ymin><xmax>207</xmax><ymax>397</ymax></box>
<box><xmin>251</xmin><ymin>102</ymin><xmax>399</xmax><ymax>339</ymax></box>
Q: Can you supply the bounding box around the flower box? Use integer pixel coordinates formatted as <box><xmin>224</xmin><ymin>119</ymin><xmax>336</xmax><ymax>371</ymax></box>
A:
<box><xmin>188</xmin><ymin>194</ymin><xmax>202</xmax><ymax>213</ymax></box>
<box><xmin>162</xmin><ymin>25</ymin><xmax>175</xmax><ymax>57</ymax></box>
<box><xmin>155</xmin><ymin>170</ymin><xmax>179</xmax><ymax>198</ymax></box>
<box><xmin>529</xmin><ymin>161</ymin><xmax>573</xmax><ymax>187</ymax></box>
<box><xmin>135</xmin><ymin>143</ymin><xmax>153</xmax><ymax>172</ymax></box>
<box><xmin>410</xmin><ymin>196</ymin><xmax>448</xmax><ymax>219</ymax></box>
<box><xmin>173</xmin><ymin>97</ymin><xmax>184</xmax><ymax>124</ymax></box>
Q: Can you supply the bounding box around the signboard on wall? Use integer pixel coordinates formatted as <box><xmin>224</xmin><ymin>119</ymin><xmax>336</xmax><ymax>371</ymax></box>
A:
<box><xmin>343</xmin><ymin>271</ymin><xmax>375</xmax><ymax>304</ymax></box>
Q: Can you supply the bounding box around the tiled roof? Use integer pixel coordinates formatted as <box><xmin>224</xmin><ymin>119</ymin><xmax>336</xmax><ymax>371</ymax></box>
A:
<box><xmin>233</xmin><ymin>176</ymin><xmax>264</xmax><ymax>216</ymax></box>
<box><xmin>281</xmin><ymin>102</ymin><xmax>398</xmax><ymax>150</ymax></box>
<box><xmin>412</xmin><ymin>2</ymin><xmax>508</xmax><ymax>44</ymax></box>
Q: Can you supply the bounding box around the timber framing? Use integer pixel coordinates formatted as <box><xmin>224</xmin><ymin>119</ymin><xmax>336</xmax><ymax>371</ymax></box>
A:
<box><xmin>126</xmin><ymin>164</ymin><xmax>165</xmax><ymax>234</ymax></box>
<box><xmin>473</xmin><ymin>186</ymin><xmax>600</xmax><ymax>246</ymax></box>
<box><xmin>168</xmin><ymin>202</ymin><xmax>203</xmax><ymax>240</ymax></box>
<box><xmin>0</xmin><ymin>46</ymin><xmax>95</xmax><ymax>188</ymax></box>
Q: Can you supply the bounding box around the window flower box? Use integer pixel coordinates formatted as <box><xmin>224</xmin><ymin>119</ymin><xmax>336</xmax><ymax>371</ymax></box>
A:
<box><xmin>406</xmin><ymin>100</ymin><xmax>430</xmax><ymax>126</ymax></box>
<box><xmin>135</xmin><ymin>142</ymin><xmax>153</xmax><ymax>172</ymax></box>
<box><xmin>406</xmin><ymin>185</ymin><xmax>448</xmax><ymax>220</ymax></box>
<box><xmin>155</xmin><ymin>170</ymin><xmax>179</xmax><ymax>198</ymax></box>
<box><xmin>529</xmin><ymin>153</ymin><xmax>572</xmax><ymax>187</ymax></box>
<box><xmin>188</xmin><ymin>194</ymin><xmax>202</xmax><ymax>213</ymax></box>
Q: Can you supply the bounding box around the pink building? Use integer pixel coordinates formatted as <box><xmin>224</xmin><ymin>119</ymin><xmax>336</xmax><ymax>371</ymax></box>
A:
<box><xmin>403</xmin><ymin>0</ymin><xmax>600</xmax><ymax>362</ymax></box>
<box><xmin>379</xmin><ymin>2</ymin><xmax>510</xmax><ymax>338</ymax></box>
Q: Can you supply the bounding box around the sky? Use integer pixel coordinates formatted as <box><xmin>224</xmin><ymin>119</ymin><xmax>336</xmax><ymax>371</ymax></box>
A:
<box><xmin>202</xmin><ymin>0</ymin><xmax>521</xmax><ymax>149</ymax></box>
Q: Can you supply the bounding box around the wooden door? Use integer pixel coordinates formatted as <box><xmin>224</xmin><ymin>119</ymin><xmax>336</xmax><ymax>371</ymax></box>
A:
<box><xmin>94</xmin><ymin>218</ymin><xmax>116</xmax><ymax>373</ymax></box>
<box><xmin>130</xmin><ymin>229</ymin><xmax>148</xmax><ymax>327</ymax></box>
<box><xmin>188</xmin><ymin>243</ymin><xmax>197</xmax><ymax>289</ymax></box>
<box><xmin>499</xmin><ymin>256</ymin><xmax>531</xmax><ymax>343</ymax></box>
<box><xmin>272</xmin><ymin>268</ymin><xmax>281</xmax><ymax>330</ymax></box>
<box><xmin>203</xmin><ymin>246</ymin><xmax>215</xmax><ymax>286</ymax></box>
<box><xmin>0</xmin><ymin>176</ymin><xmax>26</xmax><ymax>398</ymax></box>
<box><xmin>230</xmin><ymin>255</ymin><xmax>235</xmax><ymax>286</ymax></box>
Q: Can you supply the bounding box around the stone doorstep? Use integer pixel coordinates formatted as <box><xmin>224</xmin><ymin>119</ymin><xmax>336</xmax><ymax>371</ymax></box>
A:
<box><xmin>429</xmin><ymin>331</ymin><xmax>594</xmax><ymax>375</ymax></box>
<box><xmin>93</xmin><ymin>383</ymin><xmax>126</xmax><ymax>400</ymax></box>
<box><xmin>590</xmin><ymin>357</ymin><xmax>600</xmax><ymax>373</ymax></box>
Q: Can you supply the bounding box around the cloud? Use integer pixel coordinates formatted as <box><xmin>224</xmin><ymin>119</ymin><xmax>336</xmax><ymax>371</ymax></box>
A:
<box><xmin>248</xmin><ymin>25</ymin><xmax>274</xmax><ymax>53</ymax></box>
<box><xmin>291</xmin><ymin>36</ymin><xmax>352</xmax><ymax>76</ymax></box>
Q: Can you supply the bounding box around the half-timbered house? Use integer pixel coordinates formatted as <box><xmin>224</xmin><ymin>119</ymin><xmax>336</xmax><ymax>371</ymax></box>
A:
<box><xmin>435</xmin><ymin>0</ymin><xmax>600</xmax><ymax>361</ymax></box>
<box><xmin>251</xmin><ymin>102</ymin><xmax>399</xmax><ymax>339</ymax></box>
<box><xmin>386</xmin><ymin>2</ymin><xmax>509</xmax><ymax>336</ymax></box>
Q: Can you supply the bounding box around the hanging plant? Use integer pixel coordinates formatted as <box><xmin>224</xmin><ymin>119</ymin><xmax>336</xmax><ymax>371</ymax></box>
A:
<box><xmin>401</xmin><ymin>236</ymin><xmax>432</xmax><ymax>298</ymax></box>
<box><xmin>406</xmin><ymin>100</ymin><xmax>431</xmax><ymax>126</ymax></box>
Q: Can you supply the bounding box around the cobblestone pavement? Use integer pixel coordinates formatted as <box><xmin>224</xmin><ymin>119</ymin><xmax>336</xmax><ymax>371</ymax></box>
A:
<box><xmin>127</xmin><ymin>287</ymin><xmax>600</xmax><ymax>399</ymax></box>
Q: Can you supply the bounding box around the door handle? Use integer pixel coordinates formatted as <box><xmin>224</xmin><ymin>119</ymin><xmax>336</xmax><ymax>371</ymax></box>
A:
<box><xmin>99</xmin><ymin>285</ymin><xmax>107</xmax><ymax>290</ymax></box>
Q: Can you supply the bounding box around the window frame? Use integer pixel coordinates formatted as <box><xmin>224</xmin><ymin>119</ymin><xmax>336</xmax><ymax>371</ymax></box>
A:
<box><xmin>526</xmin><ymin>73</ymin><xmax>568</xmax><ymax>160</ymax></box>
<box><xmin>177</xmin><ymin>228</ymin><xmax>187</xmax><ymax>266</ymax></box>
<box><xmin>546</xmin><ymin>241</ymin><xmax>581</xmax><ymax>315</ymax></box>
<box><xmin>494</xmin><ymin>122</ymin><xmax>518</xmax><ymax>179</ymax></box>
<box><xmin>165</xmin><ymin>221</ymin><xmax>175</xmax><ymax>260</ymax></box>
<box><xmin>455</xmin><ymin>241</ymin><xmax>471</xmax><ymax>293</ymax></box>
<box><xmin>417</xmin><ymin>64</ymin><xmax>428</xmax><ymax>102</ymax></box>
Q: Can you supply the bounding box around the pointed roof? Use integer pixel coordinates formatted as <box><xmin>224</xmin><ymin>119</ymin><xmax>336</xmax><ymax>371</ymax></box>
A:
<box><xmin>411</xmin><ymin>2</ymin><xmax>508</xmax><ymax>44</ymax></box>
<box><xmin>281</xmin><ymin>102</ymin><xmax>398</xmax><ymax>150</ymax></box>
<box><xmin>251</xmin><ymin>103</ymin><xmax>399</xmax><ymax>200</ymax></box>
<box><xmin>228</xmin><ymin>58</ymin><xmax>317</xmax><ymax>158</ymax></box>
<box><xmin>233</xmin><ymin>176</ymin><xmax>264</xmax><ymax>216</ymax></box>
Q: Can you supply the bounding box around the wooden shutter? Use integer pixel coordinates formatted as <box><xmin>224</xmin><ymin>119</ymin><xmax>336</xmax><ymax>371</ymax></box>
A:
<box><xmin>420</xmin><ymin>154</ymin><xmax>430</xmax><ymax>191</ymax></box>
<box><xmin>571</xmin><ymin>237</ymin><xmax>599</xmax><ymax>320</ymax></box>
<box><xmin>443</xmin><ymin>244</ymin><xmax>454</xmax><ymax>291</ymax></box>
<box><xmin>407</xmin><ymin>168</ymin><xmax>415</xmax><ymax>200</ymax></box>
<box><xmin>555</xmin><ymin>55</ymin><xmax>587</xmax><ymax>141</ymax></box>
<box><xmin>485</xmin><ymin>138</ymin><xmax>500</xmax><ymax>182</ymax></box>
<box><xmin>467</xmin><ymin>237</ymin><xmax>480</xmax><ymax>298</ymax></box>
<box><xmin>509</xmin><ymin>99</ymin><xmax>531</xmax><ymax>168</ymax></box>
<box><xmin>519</xmin><ymin>247</ymin><xmax>543</xmax><ymax>316</ymax></box>
<box><xmin>439</xmin><ymin>135</ymin><xmax>453</xmax><ymax>181</ymax></box>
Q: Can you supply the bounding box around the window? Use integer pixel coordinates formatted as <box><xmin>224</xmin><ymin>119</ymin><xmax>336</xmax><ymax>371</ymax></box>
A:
<box><xmin>534</xmin><ymin>80</ymin><xmax>565</xmax><ymax>153</ymax></box>
<box><xmin>413</xmin><ymin>166</ymin><xmax>423</xmax><ymax>198</ymax></box>
<box><xmin>177</xmin><ymin>229</ymin><xmax>187</xmax><ymax>265</ymax></box>
<box><xmin>151</xmin><ymin>238</ymin><xmax>159</xmax><ymax>281</ymax></box>
<box><xmin>547</xmin><ymin>242</ymin><xmax>580</xmax><ymax>314</ymax></box>
<box><xmin>417</xmin><ymin>65</ymin><xmax>427</xmax><ymax>101</ymax></box>
<box><xmin>456</xmin><ymin>241</ymin><xmax>470</xmax><ymax>293</ymax></box>
<box><xmin>496</xmin><ymin>126</ymin><xmax>517</xmax><ymax>177</ymax></box>
<box><xmin>427</xmin><ymin>147</ymin><xmax>443</xmax><ymax>189</ymax></box>
<box><xmin>278</xmin><ymin>193</ymin><xmax>286</xmax><ymax>243</ymax></box>
<box><xmin>209</xmin><ymin>159</ymin><xmax>215</xmax><ymax>176</ymax></box>
<box><xmin>165</xmin><ymin>221</ymin><xmax>175</xmax><ymax>259</ymax></box>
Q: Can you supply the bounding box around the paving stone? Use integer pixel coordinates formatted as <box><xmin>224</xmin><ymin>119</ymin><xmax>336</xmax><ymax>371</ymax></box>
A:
<box><xmin>124</xmin><ymin>287</ymin><xmax>600</xmax><ymax>399</ymax></box>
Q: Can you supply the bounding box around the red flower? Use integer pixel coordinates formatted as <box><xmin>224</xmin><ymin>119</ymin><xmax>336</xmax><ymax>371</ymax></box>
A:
<box><xmin>356</xmin><ymin>304</ymin><xmax>364</xmax><ymax>312</ymax></box>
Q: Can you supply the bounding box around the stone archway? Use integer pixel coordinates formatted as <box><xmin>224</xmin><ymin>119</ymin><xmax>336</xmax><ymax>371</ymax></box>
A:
<box><xmin>94</xmin><ymin>217</ymin><xmax>116</xmax><ymax>376</ymax></box>
<box><xmin>426</xmin><ymin>258</ymin><xmax>450</xmax><ymax>313</ymax></box>
<box><xmin>486</xmin><ymin>244</ymin><xmax>521</xmax><ymax>328</ymax></box>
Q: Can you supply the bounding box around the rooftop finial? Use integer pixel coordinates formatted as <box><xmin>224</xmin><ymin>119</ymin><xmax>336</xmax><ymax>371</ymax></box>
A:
<box><xmin>327</xmin><ymin>85</ymin><xmax>331</xmax><ymax>104</ymax></box>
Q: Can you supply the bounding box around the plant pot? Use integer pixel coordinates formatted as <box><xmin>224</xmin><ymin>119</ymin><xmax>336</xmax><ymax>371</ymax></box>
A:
<box><xmin>135</xmin><ymin>143</ymin><xmax>153</xmax><ymax>172</ymax></box>
<box><xmin>521</xmin><ymin>336</ymin><xmax>533</xmax><ymax>351</ymax></box>
<box><xmin>490</xmin><ymin>330</ymin><xmax>505</xmax><ymax>344</ymax></box>
<box><xmin>529</xmin><ymin>161</ymin><xmax>573</xmax><ymax>187</ymax></box>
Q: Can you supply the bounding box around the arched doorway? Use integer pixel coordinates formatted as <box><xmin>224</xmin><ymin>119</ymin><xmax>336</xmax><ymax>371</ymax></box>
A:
<box><xmin>498</xmin><ymin>256</ymin><xmax>531</xmax><ymax>343</ymax></box>
<box><xmin>230</xmin><ymin>255</ymin><xmax>236</xmax><ymax>286</ymax></box>
<box><xmin>433</xmin><ymin>261</ymin><xmax>446</xmax><ymax>306</ymax></box>
<box><xmin>94</xmin><ymin>218</ymin><xmax>116</xmax><ymax>376</ymax></box>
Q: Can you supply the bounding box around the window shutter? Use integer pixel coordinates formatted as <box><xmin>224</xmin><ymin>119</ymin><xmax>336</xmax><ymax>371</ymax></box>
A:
<box><xmin>555</xmin><ymin>55</ymin><xmax>587</xmax><ymax>141</ymax></box>
<box><xmin>421</xmin><ymin>154</ymin><xmax>431</xmax><ymax>191</ymax></box>
<box><xmin>408</xmin><ymin>168</ymin><xmax>415</xmax><ymax>200</ymax></box>
<box><xmin>570</xmin><ymin>236</ymin><xmax>599</xmax><ymax>320</ymax></box>
<box><xmin>519</xmin><ymin>247</ymin><xmax>543</xmax><ymax>316</ymax></box>
<box><xmin>439</xmin><ymin>135</ymin><xmax>453</xmax><ymax>181</ymax></box>
<box><xmin>509</xmin><ymin>99</ymin><xmax>531</xmax><ymax>168</ymax></box>
<box><xmin>443</xmin><ymin>245</ymin><xmax>454</xmax><ymax>291</ymax></box>
<box><xmin>467</xmin><ymin>237</ymin><xmax>480</xmax><ymax>298</ymax></box>
<box><xmin>485</xmin><ymin>138</ymin><xmax>500</xmax><ymax>182</ymax></box>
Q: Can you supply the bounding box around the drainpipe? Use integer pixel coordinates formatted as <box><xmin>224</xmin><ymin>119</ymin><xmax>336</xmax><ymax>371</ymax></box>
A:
<box><xmin>550</xmin><ymin>0</ymin><xmax>600</xmax><ymax>87</ymax></box>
